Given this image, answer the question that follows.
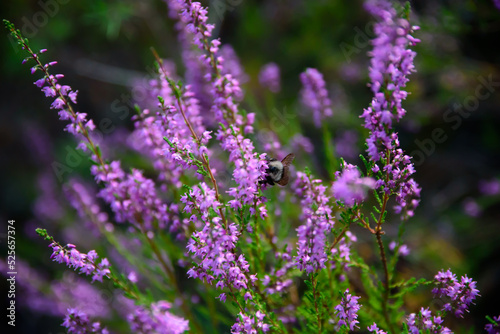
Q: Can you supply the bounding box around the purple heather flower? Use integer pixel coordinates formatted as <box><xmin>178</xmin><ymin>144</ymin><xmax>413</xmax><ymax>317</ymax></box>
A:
<box><xmin>334</xmin><ymin>289</ymin><xmax>361</xmax><ymax>331</ymax></box>
<box><xmin>432</xmin><ymin>269</ymin><xmax>480</xmax><ymax>318</ymax></box>
<box><xmin>330</xmin><ymin>231</ymin><xmax>357</xmax><ymax>271</ymax></box>
<box><xmin>16</xmin><ymin>41</ymin><xmax>179</xmax><ymax>238</ymax></box>
<box><xmin>332</xmin><ymin>164</ymin><xmax>376</xmax><ymax>207</ymax></box>
<box><xmin>62</xmin><ymin>308</ymin><xmax>109</xmax><ymax>334</ymax></box>
<box><xmin>183</xmin><ymin>183</ymin><xmax>255</xmax><ymax>295</ymax></box>
<box><xmin>33</xmin><ymin>171</ymin><xmax>64</xmax><ymax>222</ymax></box>
<box><xmin>49</xmin><ymin>242</ymin><xmax>110</xmax><ymax>283</ymax></box>
<box><xmin>175</xmin><ymin>1</ymin><xmax>268</xmax><ymax>217</ymax></box>
<box><xmin>362</xmin><ymin>0</ymin><xmax>421</xmax><ymax>218</ymax></box>
<box><xmin>52</xmin><ymin>274</ymin><xmax>111</xmax><ymax>318</ymax></box>
<box><xmin>128</xmin><ymin>301</ymin><xmax>189</xmax><ymax>334</ymax></box>
<box><xmin>406</xmin><ymin>307</ymin><xmax>452</xmax><ymax>334</ymax></box>
<box><xmin>231</xmin><ymin>311</ymin><xmax>270</xmax><ymax>334</ymax></box>
<box><xmin>289</xmin><ymin>134</ymin><xmax>314</xmax><ymax>154</ymax></box>
<box><xmin>389</xmin><ymin>241</ymin><xmax>410</xmax><ymax>256</ymax></box>
<box><xmin>300</xmin><ymin>68</ymin><xmax>333</xmax><ymax>128</ymax></box>
<box><xmin>63</xmin><ymin>179</ymin><xmax>110</xmax><ymax>235</ymax></box>
<box><xmin>479</xmin><ymin>178</ymin><xmax>500</xmax><ymax>195</ymax></box>
<box><xmin>217</xmin><ymin>293</ymin><xmax>227</xmax><ymax>303</ymax></box>
<box><xmin>131</xmin><ymin>69</ymin><xmax>208</xmax><ymax>192</ymax></box>
<box><xmin>220</xmin><ymin>44</ymin><xmax>249</xmax><ymax>88</ymax></box>
<box><xmin>90</xmin><ymin>162</ymin><xmax>182</xmax><ymax>235</ymax></box>
<box><xmin>21</xmin><ymin>50</ymin><xmax>94</xmax><ymax>153</ymax></box>
<box><xmin>219</xmin><ymin>129</ymin><xmax>269</xmax><ymax>216</ymax></box>
<box><xmin>335</xmin><ymin>130</ymin><xmax>359</xmax><ymax>160</ymax></box>
<box><xmin>257</xmin><ymin>130</ymin><xmax>287</xmax><ymax>159</ymax></box>
<box><xmin>463</xmin><ymin>197</ymin><xmax>481</xmax><ymax>217</ymax></box>
<box><xmin>293</xmin><ymin>172</ymin><xmax>334</xmax><ymax>273</ymax></box>
<box><xmin>485</xmin><ymin>315</ymin><xmax>500</xmax><ymax>334</ymax></box>
<box><xmin>259</xmin><ymin>62</ymin><xmax>281</xmax><ymax>93</ymax></box>
<box><xmin>368</xmin><ymin>323</ymin><xmax>388</xmax><ymax>334</ymax></box>
<box><xmin>261</xmin><ymin>245</ymin><xmax>295</xmax><ymax>295</ymax></box>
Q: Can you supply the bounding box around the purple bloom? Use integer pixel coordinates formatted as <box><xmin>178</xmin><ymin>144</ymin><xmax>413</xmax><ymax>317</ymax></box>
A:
<box><xmin>494</xmin><ymin>0</ymin><xmax>500</xmax><ymax>10</ymax></box>
<box><xmin>293</xmin><ymin>172</ymin><xmax>334</xmax><ymax>273</ymax></box>
<box><xmin>335</xmin><ymin>130</ymin><xmax>359</xmax><ymax>160</ymax></box>
<box><xmin>479</xmin><ymin>178</ymin><xmax>500</xmax><ymax>195</ymax></box>
<box><xmin>219</xmin><ymin>129</ymin><xmax>269</xmax><ymax>216</ymax></box>
<box><xmin>330</xmin><ymin>231</ymin><xmax>357</xmax><ymax>271</ymax></box>
<box><xmin>261</xmin><ymin>245</ymin><xmax>295</xmax><ymax>295</ymax></box>
<box><xmin>63</xmin><ymin>179</ymin><xmax>110</xmax><ymax>235</ymax></box>
<box><xmin>49</xmin><ymin>242</ymin><xmax>111</xmax><ymax>283</ymax></box>
<box><xmin>332</xmin><ymin>164</ymin><xmax>376</xmax><ymax>207</ymax></box>
<box><xmin>406</xmin><ymin>307</ymin><xmax>452</xmax><ymax>334</ymax></box>
<box><xmin>175</xmin><ymin>1</ymin><xmax>267</xmax><ymax>215</ymax></box>
<box><xmin>131</xmin><ymin>69</ymin><xmax>208</xmax><ymax>192</ymax></box>
<box><xmin>389</xmin><ymin>241</ymin><xmax>410</xmax><ymax>256</ymax></box>
<box><xmin>362</xmin><ymin>0</ymin><xmax>421</xmax><ymax>219</ymax></box>
<box><xmin>289</xmin><ymin>134</ymin><xmax>314</xmax><ymax>154</ymax></box>
<box><xmin>368</xmin><ymin>323</ymin><xmax>388</xmax><ymax>334</ymax></box>
<box><xmin>463</xmin><ymin>197</ymin><xmax>481</xmax><ymax>217</ymax></box>
<box><xmin>300</xmin><ymin>68</ymin><xmax>333</xmax><ymax>128</ymax></box>
<box><xmin>432</xmin><ymin>269</ymin><xmax>480</xmax><ymax>318</ymax></box>
<box><xmin>485</xmin><ymin>315</ymin><xmax>500</xmax><ymax>334</ymax></box>
<box><xmin>91</xmin><ymin>162</ymin><xmax>177</xmax><ymax>234</ymax></box>
<box><xmin>334</xmin><ymin>289</ymin><xmax>361</xmax><ymax>331</ymax></box>
<box><xmin>259</xmin><ymin>62</ymin><xmax>281</xmax><ymax>93</ymax></box>
<box><xmin>220</xmin><ymin>44</ymin><xmax>249</xmax><ymax>89</ymax></box>
<box><xmin>231</xmin><ymin>310</ymin><xmax>270</xmax><ymax>334</ymax></box>
<box><xmin>14</xmin><ymin>37</ymin><xmax>178</xmax><ymax>239</ymax></box>
<box><xmin>62</xmin><ymin>308</ymin><xmax>109</xmax><ymax>334</ymax></box>
<box><xmin>183</xmin><ymin>183</ymin><xmax>253</xmax><ymax>294</ymax></box>
<box><xmin>128</xmin><ymin>301</ymin><xmax>189</xmax><ymax>334</ymax></box>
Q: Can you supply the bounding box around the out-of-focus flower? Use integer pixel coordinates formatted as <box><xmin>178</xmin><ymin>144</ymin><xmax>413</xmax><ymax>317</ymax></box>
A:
<box><xmin>332</xmin><ymin>164</ymin><xmax>376</xmax><ymax>207</ymax></box>
<box><xmin>259</xmin><ymin>62</ymin><xmax>281</xmax><ymax>93</ymax></box>
<box><xmin>300</xmin><ymin>68</ymin><xmax>333</xmax><ymax>128</ymax></box>
<box><xmin>128</xmin><ymin>301</ymin><xmax>189</xmax><ymax>334</ymax></box>
<box><xmin>463</xmin><ymin>197</ymin><xmax>481</xmax><ymax>217</ymax></box>
<box><xmin>62</xmin><ymin>308</ymin><xmax>109</xmax><ymax>334</ymax></box>
<box><xmin>389</xmin><ymin>241</ymin><xmax>410</xmax><ymax>256</ymax></box>
<box><xmin>335</xmin><ymin>130</ymin><xmax>359</xmax><ymax>160</ymax></box>
<box><xmin>479</xmin><ymin>178</ymin><xmax>500</xmax><ymax>195</ymax></box>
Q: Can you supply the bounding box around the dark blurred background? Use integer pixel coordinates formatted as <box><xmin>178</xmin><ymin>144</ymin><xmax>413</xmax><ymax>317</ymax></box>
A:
<box><xmin>1</xmin><ymin>0</ymin><xmax>500</xmax><ymax>333</ymax></box>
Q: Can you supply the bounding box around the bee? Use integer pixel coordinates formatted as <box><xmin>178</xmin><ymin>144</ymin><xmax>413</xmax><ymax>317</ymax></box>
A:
<box><xmin>260</xmin><ymin>153</ymin><xmax>295</xmax><ymax>186</ymax></box>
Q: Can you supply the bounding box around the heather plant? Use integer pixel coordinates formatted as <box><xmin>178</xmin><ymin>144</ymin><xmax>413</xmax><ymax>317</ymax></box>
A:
<box><xmin>4</xmin><ymin>0</ymin><xmax>496</xmax><ymax>333</ymax></box>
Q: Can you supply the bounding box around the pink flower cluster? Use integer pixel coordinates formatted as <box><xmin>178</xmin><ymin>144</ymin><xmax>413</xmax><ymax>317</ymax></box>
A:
<box><xmin>293</xmin><ymin>171</ymin><xmax>334</xmax><ymax>273</ymax></box>
<box><xmin>432</xmin><ymin>269</ymin><xmax>480</xmax><ymax>318</ymax></box>
<box><xmin>406</xmin><ymin>308</ymin><xmax>452</xmax><ymax>334</ymax></box>
<box><xmin>362</xmin><ymin>0</ymin><xmax>421</xmax><ymax>218</ymax></box>
<box><xmin>332</xmin><ymin>164</ymin><xmax>376</xmax><ymax>207</ymax></box>
<box><xmin>300</xmin><ymin>68</ymin><xmax>333</xmax><ymax>128</ymax></box>
<box><xmin>128</xmin><ymin>301</ymin><xmax>189</xmax><ymax>334</ymax></box>
<box><xmin>334</xmin><ymin>289</ymin><xmax>361</xmax><ymax>331</ymax></box>
<box><xmin>49</xmin><ymin>243</ymin><xmax>110</xmax><ymax>283</ymax></box>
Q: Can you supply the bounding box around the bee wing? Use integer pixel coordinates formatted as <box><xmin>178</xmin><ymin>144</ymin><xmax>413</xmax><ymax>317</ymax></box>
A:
<box><xmin>277</xmin><ymin>166</ymin><xmax>290</xmax><ymax>186</ymax></box>
<box><xmin>280</xmin><ymin>153</ymin><xmax>295</xmax><ymax>167</ymax></box>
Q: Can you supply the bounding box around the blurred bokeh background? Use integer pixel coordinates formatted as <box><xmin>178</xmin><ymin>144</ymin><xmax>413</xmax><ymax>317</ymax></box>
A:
<box><xmin>1</xmin><ymin>0</ymin><xmax>499</xmax><ymax>333</ymax></box>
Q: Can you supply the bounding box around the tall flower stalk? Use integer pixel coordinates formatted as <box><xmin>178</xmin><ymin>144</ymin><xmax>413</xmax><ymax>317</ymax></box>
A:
<box><xmin>4</xmin><ymin>0</ymin><xmax>489</xmax><ymax>332</ymax></box>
